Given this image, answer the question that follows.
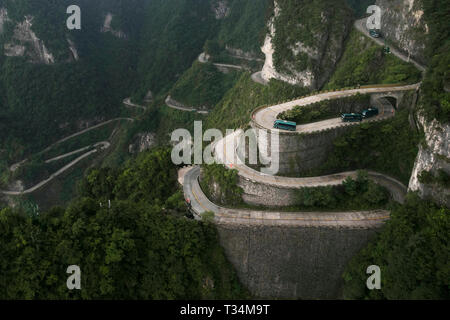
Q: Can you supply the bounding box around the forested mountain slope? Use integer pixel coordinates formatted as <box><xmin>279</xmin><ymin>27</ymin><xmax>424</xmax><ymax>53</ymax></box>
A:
<box><xmin>0</xmin><ymin>0</ymin><xmax>447</xmax><ymax>301</ymax></box>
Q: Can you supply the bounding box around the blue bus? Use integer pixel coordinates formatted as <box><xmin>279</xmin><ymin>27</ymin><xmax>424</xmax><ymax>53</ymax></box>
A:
<box><xmin>361</xmin><ymin>107</ymin><xmax>379</xmax><ymax>119</ymax></box>
<box><xmin>274</xmin><ymin>119</ymin><xmax>297</xmax><ymax>131</ymax></box>
<box><xmin>341</xmin><ymin>113</ymin><xmax>362</xmax><ymax>122</ymax></box>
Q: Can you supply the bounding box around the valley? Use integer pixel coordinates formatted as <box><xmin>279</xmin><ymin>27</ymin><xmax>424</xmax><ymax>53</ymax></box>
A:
<box><xmin>0</xmin><ymin>0</ymin><xmax>448</xmax><ymax>302</ymax></box>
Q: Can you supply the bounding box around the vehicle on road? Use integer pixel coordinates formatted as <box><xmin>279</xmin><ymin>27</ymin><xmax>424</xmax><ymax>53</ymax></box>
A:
<box><xmin>369</xmin><ymin>29</ymin><xmax>381</xmax><ymax>38</ymax></box>
<box><xmin>341</xmin><ymin>113</ymin><xmax>363</xmax><ymax>122</ymax></box>
<box><xmin>361</xmin><ymin>107</ymin><xmax>379</xmax><ymax>119</ymax></box>
<box><xmin>274</xmin><ymin>119</ymin><xmax>297</xmax><ymax>131</ymax></box>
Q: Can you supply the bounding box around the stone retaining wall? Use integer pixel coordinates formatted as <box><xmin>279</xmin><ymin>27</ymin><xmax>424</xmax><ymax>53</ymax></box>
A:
<box><xmin>216</xmin><ymin>223</ymin><xmax>380</xmax><ymax>299</ymax></box>
<box><xmin>250</xmin><ymin>123</ymin><xmax>353</xmax><ymax>176</ymax></box>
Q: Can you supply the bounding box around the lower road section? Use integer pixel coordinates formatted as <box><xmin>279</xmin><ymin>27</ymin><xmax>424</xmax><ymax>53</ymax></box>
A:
<box><xmin>182</xmin><ymin>166</ymin><xmax>391</xmax><ymax>228</ymax></box>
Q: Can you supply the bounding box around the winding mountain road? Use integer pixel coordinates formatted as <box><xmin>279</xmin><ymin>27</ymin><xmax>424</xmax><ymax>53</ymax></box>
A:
<box><xmin>253</xmin><ymin>84</ymin><xmax>419</xmax><ymax>132</ymax></box>
<box><xmin>165</xmin><ymin>95</ymin><xmax>209</xmax><ymax>114</ymax></box>
<box><xmin>198</xmin><ymin>52</ymin><xmax>244</xmax><ymax>72</ymax></box>
<box><xmin>41</xmin><ymin>118</ymin><xmax>134</xmax><ymax>154</ymax></box>
<box><xmin>354</xmin><ymin>18</ymin><xmax>426</xmax><ymax>73</ymax></box>
<box><xmin>183</xmin><ymin>166</ymin><xmax>391</xmax><ymax>228</ymax></box>
<box><xmin>123</xmin><ymin>98</ymin><xmax>147</xmax><ymax>111</ymax></box>
<box><xmin>1</xmin><ymin>118</ymin><xmax>133</xmax><ymax>195</ymax></box>
<box><xmin>213</xmin><ymin>129</ymin><xmax>407</xmax><ymax>203</ymax></box>
<box><xmin>183</xmin><ymin>27</ymin><xmax>421</xmax><ymax>226</ymax></box>
<box><xmin>1</xmin><ymin>142</ymin><xmax>109</xmax><ymax>195</ymax></box>
<box><xmin>250</xmin><ymin>18</ymin><xmax>426</xmax><ymax>87</ymax></box>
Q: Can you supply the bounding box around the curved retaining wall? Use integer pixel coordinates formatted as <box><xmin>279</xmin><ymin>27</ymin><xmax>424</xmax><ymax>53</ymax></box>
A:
<box><xmin>249</xmin><ymin>122</ymin><xmax>353</xmax><ymax>176</ymax></box>
<box><xmin>237</xmin><ymin>170</ymin><xmax>406</xmax><ymax>207</ymax></box>
<box><xmin>238</xmin><ymin>175</ymin><xmax>298</xmax><ymax>207</ymax></box>
<box><xmin>248</xmin><ymin>90</ymin><xmax>411</xmax><ymax>176</ymax></box>
<box><xmin>216</xmin><ymin>223</ymin><xmax>379</xmax><ymax>299</ymax></box>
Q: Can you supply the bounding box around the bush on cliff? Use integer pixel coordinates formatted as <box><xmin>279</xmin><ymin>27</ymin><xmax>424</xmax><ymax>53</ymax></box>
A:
<box><xmin>200</xmin><ymin>164</ymin><xmax>243</xmax><ymax>206</ymax></box>
<box><xmin>342</xmin><ymin>193</ymin><xmax>450</xmax><ymax>300</ymax></box>
<box><xmin>206</xmin><ymin>73</ymin><xmax>309</xmax><ymax>132</ymax></box>
<box><xmin>296</xmin><ymin>171</ymin><xmax>389</xmax><ymax>210</ymax></box>
<box><xmin>0</xmin><ymin>148</ymin><xmax>249</xmax><ymax>299</ymax></box>
<box><xmin>278</xmin><ymin>93</ymin><xmax>370</xmax><ymax>124</ymax></box>
<box><xmin>325</xmin><ymin>29</ymin><xmax>422</xmax><ymax>89</ymax></box>
<box><xmin>313</xmin><ymin>108</ymin><xmax>420</xmax><ymax>185</ymax></box>
<box><xmin>169</xmin><ymin>61</ymin><xmax>241</xmax><ymax>109</ymax></box>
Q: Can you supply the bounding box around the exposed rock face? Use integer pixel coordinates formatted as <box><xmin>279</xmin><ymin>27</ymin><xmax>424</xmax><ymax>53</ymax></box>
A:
<box><xmin>225</xmin><ymin>45</ymin><xmax>264</xmax><ymax>61</ymax></box>
<box><xmin>409</xmin><ymin>115</ymin><xmax>450</xmax><ymax>207</ymax></box>
<box><xmin>376</xmin><ymin>0</ymin><xmax>428</xmax><ymax>65</ymax></box>
<box><xmin>199</xmin><ymin>169</ymin><xmax>229</xmax><ymax>205</ymax></box>
<box><xmin>67</xmin><ymin>39</ymin><xmax>79</xmax><ymax>62</ymax></box>
<box><xmin>261</xmin><ymin>2</ymin><xmax>300</xmax><ymax>85</ymax></box>
<box><xmin>212</xmin><ymin>0</ymin><xmax>230</xmax><ymax>19</ymax></box>
<box><xmin>101</xmin><ymin>13</ymin><xmax>127</xmax><ymax>39</ymax></box>
<box><xmin>261</xmin><ymin>0</ymin><xmax>352</xmax><ymax>89</ymax></box>
<box><xmin>144</xmin><ymin>90</ymin><xmax>154</xmax><ymax>103</ymax></box>
<box><xmin>4</xmin><ymin>15</ymin><xmax>55</xmax><ymax>64</ymax></box>
<box><xmin>129</xmin><ymin>132</ymin><xmax>157</xmax><ymax>154</ymax></box>
<box><xmin>0</xmin><ymin>7</ymin><xmax>8</xmax><ymax>34</ymax></box>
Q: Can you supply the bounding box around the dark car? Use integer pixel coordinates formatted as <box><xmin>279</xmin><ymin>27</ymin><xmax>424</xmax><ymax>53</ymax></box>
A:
<box><xmin>369</xmin><ymin>29</ymin><xmax>381</xmax><ymax>38</ymax></box>
<box><xmin>341</xmin><ymin>113</ymin><xmax>362</xmax><ymax>122</ymax></box>
<box><xmin>361</xmin><ymin>107</ymin><xmax>379</xmax><ymax>119</ymax></box>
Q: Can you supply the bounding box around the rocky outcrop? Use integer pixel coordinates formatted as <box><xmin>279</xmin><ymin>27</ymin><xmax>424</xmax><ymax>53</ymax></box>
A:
<box><xmin>226</xmin><ymin>45</ymin><xmax>264</xmax><ymax>61</ymax></box>
<box><xmin>101</xmin><ymin>13</ymin><xmax>127</xmax><ymax>39</ymax></box>
<box><xmin>376</xmin><ymin>0</ymin><xmax>428</xmax><ymax>66</ymax></box>
<box><xmin>128</xmin><ymin>132</ymin><xmax>157</xmax><ymax>154</ymax></box>
<box><xmin>409</xmin><ymin>115</ymin><xmax>450</xmax><ymax>207</ymax></box>
<box><xmin>144</xmin><ymin>90</ymin><xmax>154</xmax><ymax>103</ymax></box>
<box><xmin>260</xmin><ymin>0</ymin><xmax>352</xmax><ymax>89</ymax></box>
<box><xmin>4</xmin><ymin>15</ymin><xmax>55</xmax><ymax>64</ymax></box>
<box><xmin>0</xmin><ymin>7</ymin><xmax>8</xmax><ymax>34</ymax></box>
<box><xmin>67</xmin><ymin>39</ymin><xmax>79</xmax><ymax>62</ymax></box>
<box><xmin>261</xmin><ymin>2</ymin><xmax>298</xmax><ymax>85</ymax></box>
<box><xmin>212</xmin><ymin>0</ymin><xmax>230</xmax><ymax>19</ymax></box>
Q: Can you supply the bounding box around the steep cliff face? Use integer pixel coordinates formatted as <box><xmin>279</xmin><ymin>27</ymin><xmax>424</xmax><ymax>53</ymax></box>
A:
<box><xmin>1</xmin><ymin>1</ymin><xmax>137</xmax><ymax>64</ymax></box>
<box><xmin>3</xmin><ymin>15</ymin><xmax>55</xmax><ymax>64</ymax></box>
<box><xmin>0</xmin><ymin>7</ymin><xmax>8</xmax><ymax>34</ymax></box>
<box><xmin>212</xmin><ymin>0</ymin><xmax>230</xmax><ymax>19</ymax></box>
<box><xmin>101</xmin><ymin>12</ymin><xmax>127</xmax><ymax>39</ymax></box>
<box><xmin>376</xmin><ymin>0</ymin><xmax>428</xmax><ymax>65</ymax></box>
<box><xmin>261</xmin><ymin>0</ymin><xmax>352</xmax><ymax>89</ymax></box>
<box><xmin>128</xmin><ymin>132</ymin><xmax>157</xmax><ymax>154</ymax></box>
<box><xmin>409</xmin><ymin>115</ymin><xmax>450</xmax><ymax>207</ymax></box>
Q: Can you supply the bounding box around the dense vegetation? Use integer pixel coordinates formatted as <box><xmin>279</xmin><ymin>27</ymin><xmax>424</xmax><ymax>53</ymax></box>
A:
<box><xmin>271</xmin><ymin>0</ymin><xmax>352</xmax><ymax>80</ymax></box>
<box><xmin>312</xmin><ymin>107</ymin><xmax>420</xmax><ymax>185</ymax></box>
<box><xmin>206</xmin><ymin>73</ymin><xmax>309</xmax><ymax>132</ymax></box>
<box><xmin>0</xmin><ymin>148</ymin><xmax>248</xmax><ymax>299</ymax></box>
<box><xmin>343</xmin><ymin>193</ymin><xmax>449</xmax><ymax>299</ymax></box>
<box><xmin>418</xmin><ymin>169</ymin><xmax>450</xmax><ymax>189</ymax></box>
<box><xmin>200</xmin><ymin>164</ymin><xmax>243</xmax><ymax>206</ymax></box>
<box><xmin>296</xmin><ymin>171</ymin><xmax>389</xmax><ymax>210</ymax></box>
<box><xmin>169</xmin><ymin>61</ymin><xmax>241</xmax><ymax>109</ymax></box>
<box><xmin>418</xmin><ymin>0</ymin><xmax>450</xmax><ymax>123</ymax></box>
<box><xmin>0</xmin><ymin>58</ymin><xmax>130</xmax><ymax>161</ymax></box>
<box><xmin>0</xmin><ymin>0</ymin><xmax>448</xmax><ymax>302</ymax></box>
<box><xmin>0</xmin><ymin>0</ymin><xmax>143</xmax><ymax>164</ymax></box>
<box><xmin>325</xmin><ymin>30</ymin><xmax>422</xmax><ymax>89</ymax></box>
<box><xmin>132</xmin><ymin>0</ymin><xmax>219</xmax><ymax>101</ymax></box>
<box><xmin>214</xmin><ymin>0</ymin><xmax>269</xmax><ymax>55</ymax></box>
<box><xmin>278</xmin><ymin>94</ymin><xmax>370</xmax><ymax>124</ymax></box>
